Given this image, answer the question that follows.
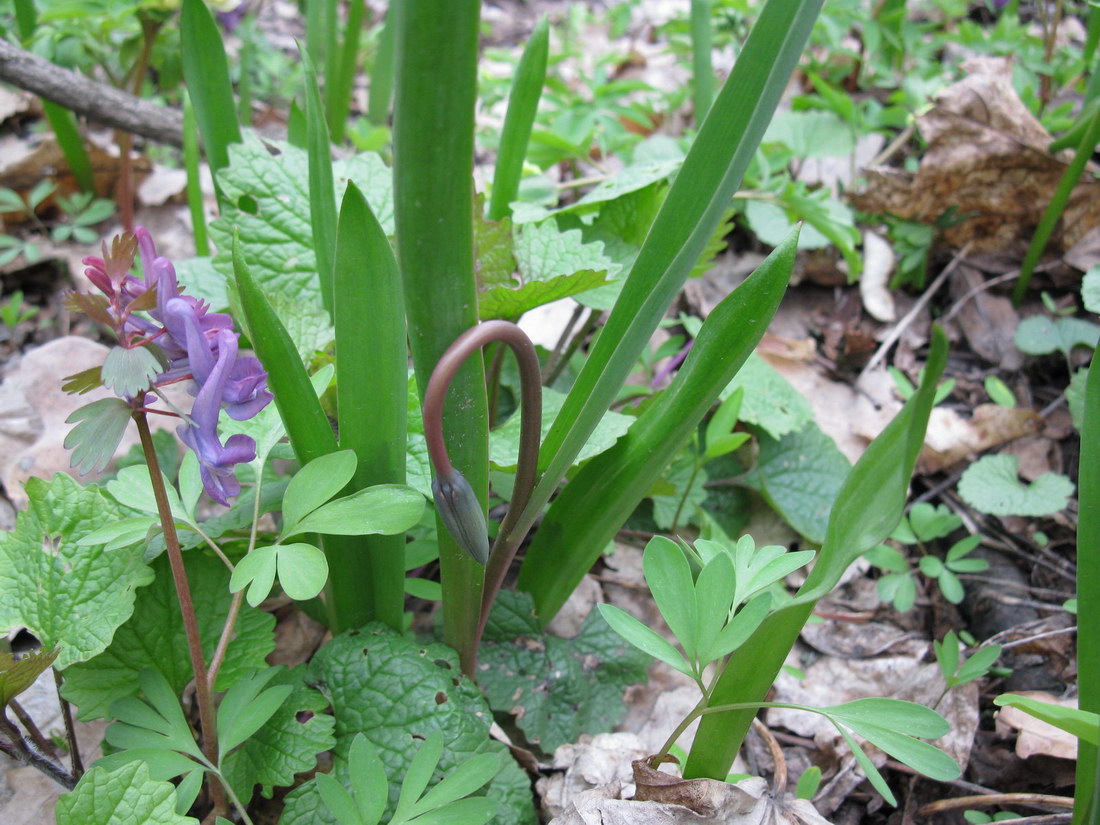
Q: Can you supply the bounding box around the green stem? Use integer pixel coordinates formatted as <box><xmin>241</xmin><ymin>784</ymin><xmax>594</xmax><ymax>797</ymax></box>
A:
<box><xmin>132</xmin><ymin>411</ymin><xmax>227</xmax><ymax>817</ymax></box>
<box><xmin>670</xmin><ymin>451</ymin><xmax>703</xmax><ymax>534</ymax></box>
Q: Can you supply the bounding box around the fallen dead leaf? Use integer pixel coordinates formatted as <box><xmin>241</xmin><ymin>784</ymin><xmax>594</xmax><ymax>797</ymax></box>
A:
<box><xmin>995</xmin><ymin>691</ymin><xmax>1079</xmax><ymax>760</ymax></box>
<box><xmin>858</xmin><ymin>230</ymin><xmax>897</xmax><ymax>323</ymax></box>
<box><xmin>919</xmin><ymin>403</ymin><xmax>1042</xmax><ymax>473</ymax></box>
<box><xmin>946</xmin><ymin>263</ymin><xmax>1023</xmax><ymax>369</ymax></box>
<box><xmin>852</xmin><ymin>57</ymin><xmax>1100</xmax><ymax>258</ymax></box>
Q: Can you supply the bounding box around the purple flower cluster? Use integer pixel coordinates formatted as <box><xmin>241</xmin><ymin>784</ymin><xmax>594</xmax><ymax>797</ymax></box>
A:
<box><xmin>83</xmin><ymin>228</ymin><xmax>273</xmax><ymax>505</ymax></box>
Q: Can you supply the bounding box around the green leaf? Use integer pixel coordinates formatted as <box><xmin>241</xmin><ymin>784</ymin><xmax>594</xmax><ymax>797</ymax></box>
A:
<box><xmin>693</xmin><ymin>553</ymin><xmax>736</xmax><ymax>668</ymax></box>
<box><xmin>706</xmin><ymin>592</ymin><xmax>772</xmax><ymax>662</ymax></box>
<box><xmin>106</xmin><ymin>669</ymin><xmax>205</xmax><ymax>760</ymax></box>
<box><xmin>0</xmin><ymin>648</ymin><xmax>59</xmax><ymax>707</ymax></box>
<box><xmin>212</xmin><ymin>135</ymin><xmax>394</xmax><ymax>333</ymax></box>
<box><xmin>934</xmin><ymin>632</ymin><xmax>961</xmax><ymax>682</ymax></box>
<box><xmin>288</xmin><ymin>485</ymin><xmax>424</xmax><ymax>537</ymax></box>
<box><xmin>0</xmin><ymin>475</ymin><xmax>152</xmax><ymax>670</ymax></box>
<box><xmin>317</xmin><ymin>772</ymin><xmax>365</xmax><ymax>825</ymax></box>
<box><xmin>651</xmin><ymin>453</ymin><xmax>709</xmax><ymax>530</ymax></box>
<box><xmin>394</xmin><ymin>731</ymin><xmax>444</xmax><ymax>815</ymax></box>
<box><xmin>282</xmin><ymin>450</ymin><xmax>359</xmax><ymax>535</ymax></box>
<box><xmin>100</xmin><ymin>345</ymin><xmax>163</xmax><ymax>397</ymax></box>
<box><xmin>280</xmin><ymin>626</ymin><xmax>536</xmax><ymax>825</ymax></box>
<box><xmin>56</xmin><ymin>760</ymin><xmax>199</xmax><ymax>825</ymax></box>
<box><xmin>478</xmin><ymin>221</ymin><xmax>618</xmax><ymax>320</ymax></box>
<box><xmin>985</xmin><ymin>375</ymin><xmax>1016</xmax><ymax>408</ymax></box>
<box><xmin>64</xmin><ymin>398</ymin><xmax>133</xmax><ymax>475</ymax></box>
<box><xmin>217</xmin><ymin>668</ymin><xmax>294</xmax><ymax>754</ymax></box>
<box><xmin>404</xmin><ymin>752</ymin><xmax>500</xmax><ymax>819</ymax></box>
<box><xmin>795</xmin><ymin>765</ymin><xmax>822</xmax><ymax>800</ymax></box>
<box><xmin>62</xmin><ymin>553</ymin><xmax>275</xmax><ymax>719</ymax></box>
<box><xmin>828</xmin><ymin>698</ymin><xmax>950</xmax><ymax>739</ymax></box>
<box><xmin>221</xmin><ymin>668</ymin><xmax>336</xmax><ymax>804</ymax></box>
<box><xmin>348</xmin><ymin>733</ymin><xmax>388</xmax><ymax>824</ymax></box>
<box><xmin>1014</xmin><ymin>315</ymin><xmax>1100</xmax><ymax>357</ymax></box>
<box><xmin>479</xmin><ymin>592</ymin><xmax>651</xmax><ymax>751</ymax></box>
<box><xmin>742</xmin><ymin>421</ymin><xmax>851</xmax><ymax>544</ymax></box>
<box><xmin>1067</xmin><ymin>367</ymin><xmax>1089</xmax><ymax>431</ymax></box>
<box><xmin>644</xmin><ymin>536</ymin><xmax>699</xmax><ymax>663</ymax></box>
<box><xmin>908</xmin><ymin>503</ymin><xmax>961</xmax><ymax>542</ymax></box>
<box><xmin>301</xmin><ymin>46</ymin><xmax>338</xmax><ymax>317</ymax></box>
<box><xmin>994</xmin><ymin>694</ymin><xmax>1099</xmax><ymax>745</ymax></box>
<box><xmin>955</xmin><ymin>644</ymin><xmax>1002</xmax><ymax>687</ymax></box>
<box><xmin>763</xmin><ymin>110</ymin><xmax>855</xmax><ymax>157</ymax></box>
<box><xmin>596</xmin><ymin>603</ymin><xmax>692</xmax><ymax>676</ymax></box>
<box><xmin>275</xmin><ymin>543</ymin><xmax>330</xmax><ymax>601</ymax></box>
<box><xmin>957</xmin><ymin>454</ymin><xmax>1074</xmax><ymax>517</ymax></box>
<box><xmin>181</xmin><ymin>0</ymin><xmax>241</xmax><ymax>180</ymax></box>
<box><xmin>107</xmin><ymin>465</ymin><xmax>187</xmax><ymax>524</ymax></box>
<box><xmin>1083</xmin><ymin>266</ymin><xmax>1100</xmax><ymax>315</ymax></box>
<box><xmin>489</xmin><ymin>387</ymin><xmax>634</xmax><ymax>471</ymax></box>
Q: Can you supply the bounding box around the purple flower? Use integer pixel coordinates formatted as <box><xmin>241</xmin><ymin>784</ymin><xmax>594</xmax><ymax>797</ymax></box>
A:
<box><xmin>177</xmin><ymin>329</ymin><xmax>260</xmax><ymax>506</ymax></box>
<box><xmin>78</xmin><ymin>227</ymin><xmax>272</xmax><ymax>504</ymax></box>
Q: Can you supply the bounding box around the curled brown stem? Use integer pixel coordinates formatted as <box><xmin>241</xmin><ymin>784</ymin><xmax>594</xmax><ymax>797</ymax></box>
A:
<box><xmin>423</xmin><ymin>321</ymin><xmax>542</xmax><ymax>674</ymax></box>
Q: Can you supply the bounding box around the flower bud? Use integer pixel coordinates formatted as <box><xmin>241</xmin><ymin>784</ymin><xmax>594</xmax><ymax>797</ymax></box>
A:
<box><xmin>432</xmin><ymin>470</ymin><xmax>490</xmax><ymax>565</ymax></box>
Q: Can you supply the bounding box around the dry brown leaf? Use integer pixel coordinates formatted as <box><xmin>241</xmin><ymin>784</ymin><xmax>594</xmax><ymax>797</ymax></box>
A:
<box><xmin>946</xmin><ymin>263</ymin><xmax>1023</xmax><ymax>368</ymax></box>
<box><xmin>995</xmin><ymin>691</ymin><xmax>1079</xmax><ymax>760</ymax></box>
<box><xmin>851</xmin><ymin>57</ymin><xmax>1100</xmax><ymax>257</ymax></box>
<box><xmin>919</xmin><ymin>403</ymin><xmax>1041</xmax><ymax>473</ymax></box>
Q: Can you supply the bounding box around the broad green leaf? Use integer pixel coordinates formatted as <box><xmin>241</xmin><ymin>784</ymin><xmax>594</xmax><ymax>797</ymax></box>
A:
<box><xmin>478</xmin><ymin>222</ymin><xmax>618</xmax><ymax>320</ymax></box>
<box><xmin>835</xmin><ymin>717</ymin><xmax>961</xmax><ymax>782</ymax></box>
<box><xmin>0</xmin><ymin>475</ymin><xmax>152</xmax><ymax>670</ymax></box>
<box><xmin>0</xmin><ymin>648</ymin><xmax>59</xmax><ymax>707</ymax></box>
<box><xmin>221</xmin><ymin>668</ymin><xmax>336</xmax><ymax>804</ymax></box>
<box><xmin>211</xmin><ymin>135</ymin><xmax>394</xmax><ymax>328</ymax></box>
<box><xmin>279</xmin><ymin>626</ymin><xmax>536</xmax><ymax>825</ymax></box>
<box><xmin>348</xmin><ymin>733</ymin><xmax>388</xmax><ymax>824</ymax></box>
<box><xmin>480</xmin><ymin>592</ymin><xmax>650</xmax><ymax>750</ymax></box>
<box><xmin>1014</xmin><ymin>315</ymin><xmax>1100</xmax><ymax>357</ymax></box>
<box><xmin>64</xmin><ymin>398</ymin><xmax>133</xmax><ymax>475</ymax></box>
<box><xmin>994</xmin><ymin>695</ymin><xmax>1099</xmax><ymax>745</ymax></box>
<box><xmin>101</xmin><ymin>345</ymin><xmax>163</xmax><ymax>397</ymax></box>
<box><xmin>63</xmin><ymin>553</ymin><xmax>274</xmax><ymax>719</ymax></box>
<box><xmin>289</xmin><ymin>485</ymin><xmax>424</xmax><ymax>537</ymax></box>
<box><xmin>275</xmin><ymin>543</ymin><xmax>330</xmax><ymax>601</ymax></box>
<box><xmin>762</xmin><ymin>110</ymin><xmax>855</xmax><ymax>157</ymax></box>
<box><xmin>107</xmin><ymin>466</ymin><xmax>187</xmax><ymax>523</ymax></box>
<box><xmin>56</xmin><ymin>760</ymin><xmax>199</xmax><ymax>825</ymax></box>
<box><xmin>643</xmin><ymin>537</ymin><xmax>699</xmax><ymax>662</ymax></box>
<box><xmin>957</xmin><ymin>454</ymin><xmax>1074</xmax><ymax>517</ymax></box>
<box><xmin>742</xmin><ymin>421</ymin><xmax>851</xmax><ymax>544</ymax></box>
<box><xmin>908</xmin><ymin>503</ymin><xmax>962</xmax><ymax>542</ymax></box>
<box><xmin>282</xmin><ymin>450</ymin><xmax>359</xmax><ymax>535</ymax></box>
<box><xmin>1084</xmin><ymin>266</ymin><xmax>1100</xmax><ymax>314</ymax></box>
<box><xmin>317</xmin><ymin>773</ymin><xmax>364</xmax><ymax>825</ymax></box>
<box><xmin>1067</xmin><ymin>367</ymin><xmax>1089</xmax><ymax>431</ymax></box>
<box><xmin>489</xmin><ymin>387</ymin><xmax>634</xmax><ymax>471</ymax></box>
<box><xmin>76</xmin><ymin>518</ymin><xmax>158</xmax><ymax>552</ymax></box>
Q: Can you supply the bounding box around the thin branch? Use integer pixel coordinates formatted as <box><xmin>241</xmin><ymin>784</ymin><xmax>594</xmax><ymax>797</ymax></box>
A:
<box><xmin>8</xmin><ymin>698</ymin><xmax>57</xmax><ymax>759</ymax></box>
<box><xmin>0</xmin><ymin>39</ymin><xmax>183</xmax><ymax>147</ymax></box>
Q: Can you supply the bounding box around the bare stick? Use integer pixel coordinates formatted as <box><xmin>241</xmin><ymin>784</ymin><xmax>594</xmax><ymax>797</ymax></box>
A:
<box><xmin>51</xmin><ymin>670</ymin><xmax>83</xmax><ymax>776</ymax></box>
<box><xmin>9</xmin><ymin>698</ymin><xmax>57</xmax><ymax>759</ymax></box>
<box><xmin>0</xmin><ymin>39</ymin><xmax>183</xmax><ymax>147</ymax></box>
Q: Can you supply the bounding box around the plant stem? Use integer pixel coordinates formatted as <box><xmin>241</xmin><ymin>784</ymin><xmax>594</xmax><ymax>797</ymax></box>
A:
<box><xmin>8</xmin><ymin>697</ymin><xmax>56</xmax><ymax>759</ymax></box>
<box><xmin>132</xmin><ymin>410</ymin><xmax>227</xmax><ymax>817</ymax></box>
<box><xmin>423</xmin><ymin>321</ymin><xmax>543</xmax><ymax>674</ymax></box>
<box><xmin>670</xmin><ymin>453</ymin><xmax>702</xmax><ymax>534</ymax></box>
<box><xmin>52</xmin><ymin>670</ymin><xmax>82</xmax><ymax>776</ymax></box>
<box><xmin>0</xmin><ymin>712</ymin><xmax>75</xmax><ymax>789</ymax></box>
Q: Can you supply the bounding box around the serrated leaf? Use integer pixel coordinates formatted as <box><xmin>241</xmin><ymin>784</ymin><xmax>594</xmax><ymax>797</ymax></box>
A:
<box><xmin>64</xmin><ymin>398</ymin><xmax>133</xmax><ymax>475</ymax></box>
<box><xmin>210</xmin><ymin>136</ymin><xmax>394</xmax><ymax>348</ymax></box>
<box><xmin>282</xmin><ymin>450</ymin><xmax>359</xmax><ymax>535</ymax></box>
<box><xmin>56</xmin><ymin>760</ymin><xmax>199</xmax><ymax>825</ymax></box>
<box><xmin>279</xmin><ymin>626</ymin><xmax>536</xmax><ymax>825</ymax></box>
<box><xmin>101</xmin><ymin>345</ymin><xmax>164</xmax><ymax>397</ymax></box>
<box><xmin>221</xmin><ymin>668</ymin><xmax>336</xmax><ymax>804</ymax></box>
<box><xmin>719</xmin><ymin>353</ymin><xmax>812</xmax><ymax>439</ymax></box>
<box><xmin>0</xmin><ymin>648</ymin><xmax>59</xmax><ymax>707</ymax></box>
<box><xmin>957</xmin><ymin>453</ymin><xmax>1074</xmax><ymax>517</ymax></box>
<box><xmin>742</xmin><ymin>421</ymin><xmax>851</xmax><ymax>544</ymax></box>
<box><xmin>0</xmin><ymin>475</ymin><xmax>152</xmax><ymax>670</ymax></box>
<box><xmin>474</xmin><ymin>204</ymin><xmax>516</xmax><ymax>289</ymax></box>
<box><xmin>480</xmin><ymin>593</ymin><xmax>653</xmax><ymax>750</ymax></box>
<box><xmin>488</xmin><ymin>387</ymin><xmax>634</xmax><ymax>470</ymax></box>
<box><xmin>62</xmin><ymin>553</ymin><xmax>275</xmax><ymax>719</ymax></box>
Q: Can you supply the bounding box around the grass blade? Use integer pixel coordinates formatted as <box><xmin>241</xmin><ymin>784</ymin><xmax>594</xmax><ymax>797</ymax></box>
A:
<box><xmin>181</xmin><ymin>0</ymin><xmax>242</xmax><ymax>186</ymax></box>
<box><xmin>1075</xmin><ymin>355</ymin><xmax>1100</xmax><ymax>824</ymax></box>
<box><xmin>510</xmin><ymin>0</ymin><xmax>826</xmax><ymax>544</ymax></box>
<box><xmin>517</xmin><ymin>231</ymin><xmax>797</xmax><ymax>622</ymax></box>
<box><xmin>683</xmin><ymin>327</ymin><xmax>948</xmax><ymax>780</ymax></box>
<box><xmin>488</xmin><ymin>16</ymin><xmax>549</xmax><ymax>221</ymax></box>
<box><xmin>182</xmin><ymin>93</ymin><xmax>209</xmax><ymax>257</ymax></box>
<box><xmin>301</xmin><ymin>47</ymin><xmax>338</xmax><ymax>320</ymax></box>
<box><xmin>691</xmin><ymin>0</ymin><xmax>714</xmax><ymax>124</ymax></box>
<box><xmin>335</xmin><ymin>181</ymin><xmax>408</xmax><ymax>630</ymax></box>
<box><xmin>392</xmin><ymin>0</ymin><xmax>486</xmax><ymax>674</ymax></box>
<box><xmin>327</xmin><ymin>0</ymin><xmax>367</xmax><ymax>143</ymax></box>
<box><xmin>368</xmin><ymin>7</ymin><xmax>397</xmax><ymax>127</ymax></box>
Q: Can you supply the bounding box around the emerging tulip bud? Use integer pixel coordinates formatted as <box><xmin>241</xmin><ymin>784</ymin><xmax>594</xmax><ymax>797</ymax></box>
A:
<box><xmin>432</xmin><ymin>470</ymin><xmax>490</xmax><ymax>565</ymax></box>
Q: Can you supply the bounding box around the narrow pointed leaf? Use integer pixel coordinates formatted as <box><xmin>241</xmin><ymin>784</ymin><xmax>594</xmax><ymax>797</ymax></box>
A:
<box><xmin>395</xmin><ymin>732</ymin><xmax>444</xmax><ymax>815</ymax></box>
<box><xmin>643</xmin><ymin>537</ymin><xmax>698</xmax><ymax>662</ymax></box>
<box><xmin>597</xmin><ymin>603</ymin><xmax>693</xmax><ymax>676</ymax></box>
